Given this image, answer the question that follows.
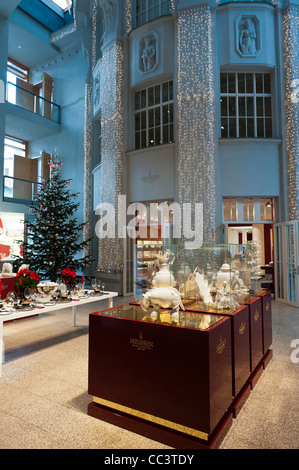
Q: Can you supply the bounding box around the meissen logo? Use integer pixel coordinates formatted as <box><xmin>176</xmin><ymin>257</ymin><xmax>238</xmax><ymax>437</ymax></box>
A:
<box><xmin>254</xmin><ymin>309</ymin><xmax>259</xmax><ymax>322</ymax></box>
<box><xmin>130</xmin><ymin>331</ymin><xmax>154</xmax><ymax>351</ymax></box>
<box><xmin>216</xmin><ymin>336</ymin><xmax>226</xmax><ymax>355</ymax></box>
<box><xmin>239</xmin><ymin>321</ymin><xmax>246</xmax><ymax>335</ymax></box>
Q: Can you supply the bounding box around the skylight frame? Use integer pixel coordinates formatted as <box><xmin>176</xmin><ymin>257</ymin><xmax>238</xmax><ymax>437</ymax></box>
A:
<box><xmin>39</xmin><ymin>0</ymin><xmax>72</xmax><ymax>16</ymax></box>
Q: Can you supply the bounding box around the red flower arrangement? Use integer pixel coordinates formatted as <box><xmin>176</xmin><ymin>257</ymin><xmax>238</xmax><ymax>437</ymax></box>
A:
<box><xmin>59</xmin><ymin>268</ymin><xmax>77</xmax><ymax>285</ymax></box>
<box><xmin>15</xmin><ymin>269</ymin><xmax>40</xmax><ymax>289</ymax></box>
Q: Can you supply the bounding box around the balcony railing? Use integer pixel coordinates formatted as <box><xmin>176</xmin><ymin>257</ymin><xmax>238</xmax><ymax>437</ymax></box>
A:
<box><xmin>6</xmin><ymin>81</ymin><xmax>61</xmax><ymax>124</ymax></box>
<box><xmin>3</xmin><ymin>175</ymin><xmax>41</xmax><ymax>205</ymax></box>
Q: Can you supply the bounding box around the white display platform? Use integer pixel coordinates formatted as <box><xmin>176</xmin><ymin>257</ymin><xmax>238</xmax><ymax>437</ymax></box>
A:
<box><xmin>0</xmin><ymin>291</ymin><xmax>118</xmax><ymax>377</ymax></box>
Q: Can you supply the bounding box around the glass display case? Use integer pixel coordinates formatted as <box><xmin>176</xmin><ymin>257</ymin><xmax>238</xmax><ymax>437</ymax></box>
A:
<box><xmin>134</xmin><ymin>242</ymin><xmax>259</xmax><ymax>313</ymax></box>
<box><xmin>88</xmin><ymin>304</ymin><xmax>233</xmax><ymax>447</ymax></box>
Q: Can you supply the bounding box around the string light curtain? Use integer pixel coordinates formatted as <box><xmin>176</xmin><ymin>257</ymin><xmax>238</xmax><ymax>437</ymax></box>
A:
<box><xmin>283</xmin><ymin>5</ymin><xmax>299</xmax><ymax>221</ymax></box>
<box><xmin>98</xmin><ymin>39</ymin><xmax>125</xmax><ymax>272</ymax></box>
<box><xmin>176</xmin><ymin>6</ymin><xmax>218</xmax><ymax>244</ymax></box>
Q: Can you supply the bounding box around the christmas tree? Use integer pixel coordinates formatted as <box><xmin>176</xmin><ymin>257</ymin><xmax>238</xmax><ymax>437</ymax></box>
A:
<box><xmin>19</xmin><ymin>154</ymin><xmax>92</xmax><ymax>282</ymax></box>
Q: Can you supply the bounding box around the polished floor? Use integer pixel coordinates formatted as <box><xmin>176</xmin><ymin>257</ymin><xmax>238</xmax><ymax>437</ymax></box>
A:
<box><xmin>0</xmin><ymin>295</ymin><xmax>298</xmax><ymax>449</ymax></box>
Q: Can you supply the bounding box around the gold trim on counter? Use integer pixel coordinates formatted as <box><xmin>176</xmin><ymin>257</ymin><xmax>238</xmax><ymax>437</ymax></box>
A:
<box><xmin>93</xmin><ymin>396</ymin><xmax>209</xmax><ymax>441</ymax></box>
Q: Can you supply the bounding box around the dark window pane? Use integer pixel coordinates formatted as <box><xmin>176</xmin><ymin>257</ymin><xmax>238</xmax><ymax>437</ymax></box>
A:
<box><xmin>238</xmin><ymin>73</ymin><xmax>245</xmax><ymax>93</ymax></box>
<box><xmin>264</xmin><ymin>74</ymin><xmax>271</xmax><ymax>94</ymax></box>
<box><xmin>256</xmin><ymin>73</ymin><xmax>263</xmax><ymax>93</ymax></box>
<box><xmin>162</xmin><ymin>82</ymin><xmax>168</xmax><ymax>102</ymax></box>
<box><xmin>154</xmin><ymin>107</ymin><xmax>160</xmax><ymax>126</ymax></box>
<box><xmin>228</xmin><ymin>73</ymin><xmax>235</xmax><ymax>93</ymax></box>
<box><xmin>135</xmin><ymin>132</ymin><xmax>140</xmax><ymax>149</ymax></box>
<box><xmin>148</xmin><ymin>108</ymin><xmax>154</xmax><ymax>128</ymax></box>
<box><xmin>169</xmin><ymin>123</ymin><xmax>173</xmax><ymax>143</ymax></box>
<box><xmin>155</xmin><ymin>85</ymin><xmax>160</xmax><ymax>104</ymax></box>
<box><xmin>257</xmin><ymin>118</ymin><xmax>264</xmax><ymax>137</ymax></box>
<box><xmin>155</xmin><ymin>127</ymin><xmax>161</xmax><ymax>145</ymax></box>
<box><xmin>247</xmin><ymin>97</ymin><xmax>254</xmax><ymax>116</ymax></box>
<box><xmin>239</xmin><ymin>118</ymin><xmax>246</xmax><ymax>137</ymax></box>
<box><xmin>141</xmin><ymin>111</ymin><xmax>146</xmax><ymax>129</ymax></box>
<box><xmin>265</xmin><ymin>97</ymin><xmax>272</xmax><ymax>117</ymax></box>
<box><xmin>163</xmin><ymin>124</ymin><xmax>168</xmax><ymax>143</ymax></box>
<box><xmin>220</xmin><ymin>73</ymin><xmax>227</xmax><ymax>93</ymax></box>
<box><xmin>247</xmin><ymin>118</ymin><xmax>254</xmax><ymax>137</ymax></box>
<box><xmin>135</xmin><ymin>113</ymin><xmax>140</xmax><ymax>131</ymax></box>
<box><xmin>265</xmin><ymin>118</ymin><xmax>272</xmax><ymax>137</ymax></box>
<box><xmin>141</xmin><ymin>89</ymin><xmax>146</xmax><ymax>108</ymax></box>
<box><xmin>135</xmin><ymin>92</ymin><xmax>140</xmax><ymax>110</ymax></box>
<box><xmin>163</xmin><ymin>104</ymin><xmax>169</xmax><ymax>123</ymax></box>
<box><xmin>221</xmin><ymin>118</ymin><xmax>228</xmax><ymax>138</ymax></box>
<box><xmin>229</xmin><ymin>118</ymin><xmax>236</xmax><ymax>138</ymax></box>
<box><xmin>141</xmin><ymin>130</ymin><xmax>146</xmax><ymax>148</ymax></box>
<box><xmin>148</xmin><ymin>87</ymin><xmax>154</xmax><ymax>107</ymax></box>
<box><xmin>246</xmin><ymin>73</ymin><xmax>253</xmax><ymax>93</ymax></box>
<box><xmin>221</xmin><ymin>97</ymin><xmax>227</xmax><ymax>116</ymax></box>
<box><xmin>169</xmin><ymin>102</ymin><xmax>173</xmax><ymax>123</ymax></box>
<box><xmin>238</xmin><ymin>97</ymin><xmax>245</xmax><ymax>116</ymax></box>
<box><xmin>256</xmin><ymin>97</ymin><xmax>264</xmax><ymax>116</ymax></box>
<box><xmin>169</xmin><ymin>81</ymin><xmax>173</xmax><ymax>101</ymax></box>
<box><xmin>229</xmin><ymin>97</ymin><xmax>236</xmax><ymax>116</ymax></box>
<box><xmin>149</xmin><ymin>128</ymin><xmax>154</xmax><ymax>146</ymax></box>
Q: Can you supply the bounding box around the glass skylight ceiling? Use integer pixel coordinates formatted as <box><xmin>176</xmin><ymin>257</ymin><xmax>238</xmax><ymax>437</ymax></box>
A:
<box><xmin>51</xmin><ymin>0</ymin><xmax>72</xmax><ymax>10</ymax></box>
<box><xmin>41</xmin><ymin>0</ymin><xmax>72</xmax><ymax>13</ymax></box>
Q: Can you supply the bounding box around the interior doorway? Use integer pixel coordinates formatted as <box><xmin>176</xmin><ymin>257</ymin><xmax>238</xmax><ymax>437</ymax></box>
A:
<box><xmin>225</xmin><ymin>223</ymin><xmax>274</xmax><ymax>292</ymax></box>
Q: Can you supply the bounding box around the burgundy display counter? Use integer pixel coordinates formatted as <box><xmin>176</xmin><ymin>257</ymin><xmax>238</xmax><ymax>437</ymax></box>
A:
<box><xmin>0</xmin><ymin>276</ymin><xmax>15</xmax><ymax>299</ymax></box>
<box><xmin>185</xmin><ymin>302</ymin><xmax>250</xmax><ymax>399</ymax></box>
<box><xmin>233</xmin><ymin>294</ymin><xmax>263</xmax><ymax>373</ymax></box>
<box><xmin>254</xmin><ymin>290</ymin><xmax>273</xmax><ymax>354</ymax></box>
<box><xmin>88</xmin><ymin>305</ymin><xmax>233</xmax><ymax>449</ymax></box>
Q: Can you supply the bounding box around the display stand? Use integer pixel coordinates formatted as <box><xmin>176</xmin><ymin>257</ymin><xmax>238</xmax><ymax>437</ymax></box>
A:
<box><xmin>185</xmin><ymin>303</ymin><xmax>250</xmax><ymax>398</ymax></box>
<box><xmin>88</xmin><ymin>305</ymin><xmax>233</xmax><ymax>449</ymax></box>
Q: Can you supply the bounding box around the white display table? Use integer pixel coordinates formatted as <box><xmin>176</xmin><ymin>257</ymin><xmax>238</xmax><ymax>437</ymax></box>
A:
<box><xmin>0</xmin><ymin>291</ymin><xmax>118</xmax><ymax>377</ymax></box>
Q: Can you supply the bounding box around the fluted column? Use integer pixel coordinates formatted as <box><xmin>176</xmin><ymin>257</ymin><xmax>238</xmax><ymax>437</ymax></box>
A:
<box><xmin>176</xmin><ymin>4</ymin><xmax>218</xmax><ymax>244</ymax></box>
<box><xmin>282</xmin><ymin>1</ymin><xmax>299</xmax><ymax>220</ymax></box>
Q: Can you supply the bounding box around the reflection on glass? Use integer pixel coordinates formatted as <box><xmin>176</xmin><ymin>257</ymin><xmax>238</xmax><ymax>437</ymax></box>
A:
<box><xmin>96</xmin><ymin>305</ymin><xmax>224</xmax><ymax>331</ymax></box>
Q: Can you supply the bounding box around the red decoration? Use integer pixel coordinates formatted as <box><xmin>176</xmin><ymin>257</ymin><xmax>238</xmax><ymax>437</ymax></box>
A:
<box><xmin>59</xmin><ymin>268</ymin><xmax>77</xmax><ymax>285</ymax></box>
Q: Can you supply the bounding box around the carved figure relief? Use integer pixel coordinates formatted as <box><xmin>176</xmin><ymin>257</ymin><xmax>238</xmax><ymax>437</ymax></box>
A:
<box><xmin>139</xmin><ymin>33</ymin><xmax>158</xmax><ymax>74</ymax></box>
<box><xmin>102</xmin><ymin>0</ymin><xmax>117</xmax><ymax>39</ymax></box>
<box><xmin>236</xmin><ymin>15</ymin><xmax>260</xmax><ymax>57</ymax></box>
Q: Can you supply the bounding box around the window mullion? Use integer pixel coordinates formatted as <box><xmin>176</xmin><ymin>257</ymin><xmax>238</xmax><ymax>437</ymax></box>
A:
<box><xmin>236</xmin><ymin>73</ymin><xmax>239</xmax><ymax>138</ymax></box>
<box><xmin>253</xmin><ymin>73</ymin><xmax>257</xmax><ymax>138</ymax></box>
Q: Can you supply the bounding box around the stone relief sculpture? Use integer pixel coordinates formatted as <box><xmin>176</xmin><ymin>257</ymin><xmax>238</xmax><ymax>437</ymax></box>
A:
<box><xmin>238</xmin><ymin>17</ymin><xmax>258</xmax><ymax>56</ymax></box>
<box><xmin>139</xmin><ymin>34</ymin><xmax>158</xmax><ymax>74</ymax></box>
<box><xmin>141</xmin><ymin>37</ymin><xmax>156</xmax><ymax>73</ymax></box>
<box><xmin>240</xmin><ymin>18</ymin><xmax>256</xmax><ymax>55</ymax></box>
<box><xmin>102</xmin><ymin>0</ymin><xmax>116</xmax><ymax>39</ymax></box>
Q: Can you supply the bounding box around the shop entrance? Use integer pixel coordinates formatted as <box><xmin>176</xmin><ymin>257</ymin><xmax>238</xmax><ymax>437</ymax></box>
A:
<box><xmin>274</xmin><ymin>221</ymin><xmax>299</xmax><ymax>307</ymax></box>
<box><xmin>225</xmin><ymin>222</ymin><xmax>274</xmax><ymax>292</ymax></box>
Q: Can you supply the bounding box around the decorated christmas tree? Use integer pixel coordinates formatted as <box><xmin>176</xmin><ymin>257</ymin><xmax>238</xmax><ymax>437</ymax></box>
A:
<box><xmin>19</xmin><ymin>153</ymin><xmax>92</xmax><ymax>282</ymax></box>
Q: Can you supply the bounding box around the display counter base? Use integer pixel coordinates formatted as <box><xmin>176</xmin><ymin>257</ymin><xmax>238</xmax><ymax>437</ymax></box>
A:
<box><xmin>229</xmin><ymin>384</ymin><xmax>251</xmax><ymax>419</ymax></box>
<box><xmin>261</xmin><ymin>348</ymin><xmax>273</xmax><ymax>369</ymax></box>
<box><xmin>88</xmin><ymin>401</ymin><xmax>233</xmax><ymax>449</ymax></box>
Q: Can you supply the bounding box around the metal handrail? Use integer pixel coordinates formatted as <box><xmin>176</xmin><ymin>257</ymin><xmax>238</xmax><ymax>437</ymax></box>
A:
<box><xmin>6</xmin><ymin>81</ymin><xmax>61</xmax><ymax>123</ymax></box>
<box><xmin>3</xmin><ymin>175</ymin><xmax>42</xmax><ymax>205</ymax></box>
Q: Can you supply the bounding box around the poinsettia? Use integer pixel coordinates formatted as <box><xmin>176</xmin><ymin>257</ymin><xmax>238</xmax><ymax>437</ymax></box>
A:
<box><xmin>59</xmin><ymin>268</ymin><xmax>77</xmax><ymax>285</ymax></box>
<box><xmin>15</xmin><ymin>269</ymin><xmax>40</xmax><ymax>289</ymax></box>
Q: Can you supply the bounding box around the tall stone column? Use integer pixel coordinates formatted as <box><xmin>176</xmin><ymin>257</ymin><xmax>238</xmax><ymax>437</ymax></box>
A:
<box><xmin>176</xmin><ymin>3</ymin><xmax>218</xmax><ymax>245</ymax></box>
<box><xmin>282</xmin><ymin>1</ymin><xmax>299</xmax><ymax>220</ymax></box>
<box><xmin>97</xmin><ymin>0</ymin><xmax>125</xmax><ymax>272</ymax></box>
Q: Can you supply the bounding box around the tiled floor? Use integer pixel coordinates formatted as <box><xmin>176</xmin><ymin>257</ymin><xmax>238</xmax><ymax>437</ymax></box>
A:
<box><xmin>0</xmin><ymin>295</ymin><xmax>298</xmax><ymax>449</ymax></box>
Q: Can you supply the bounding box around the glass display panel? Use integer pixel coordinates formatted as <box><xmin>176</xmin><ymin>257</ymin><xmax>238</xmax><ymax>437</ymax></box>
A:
<box><xmin>134</xmin><ymin>242</ymin><xmax>258</xmax><ymax>314</ymax></box>
<box><xmin>95</xmin><ymin>304</ymin><xmax>224</xmax><ymax>331</ymax></box>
